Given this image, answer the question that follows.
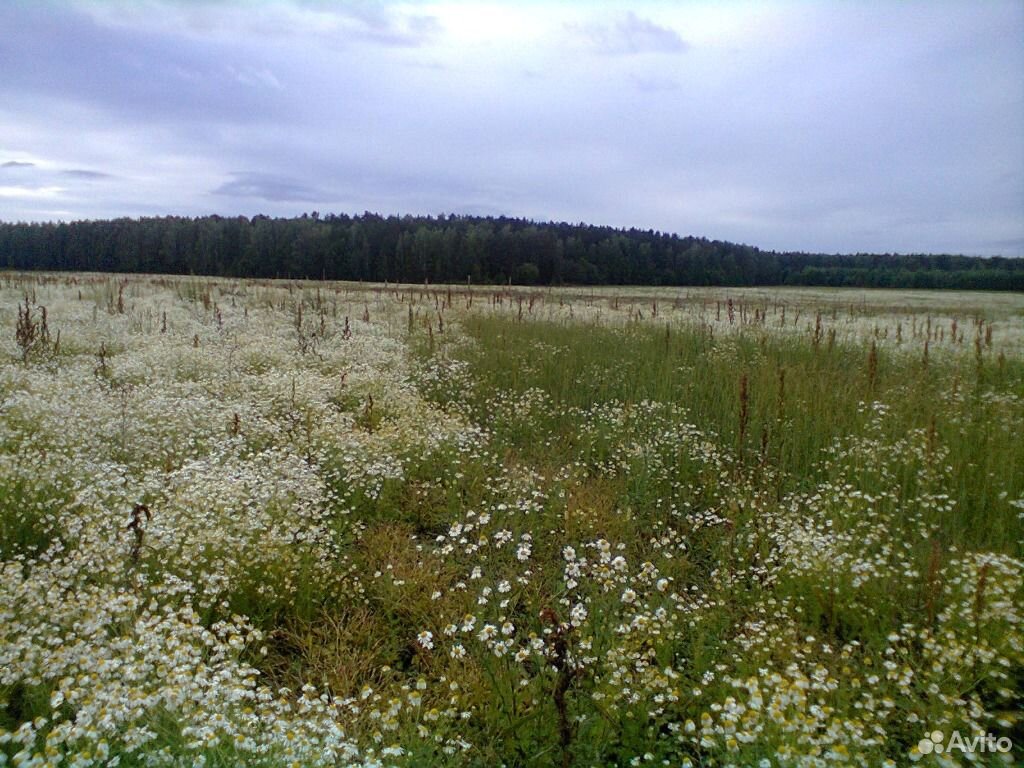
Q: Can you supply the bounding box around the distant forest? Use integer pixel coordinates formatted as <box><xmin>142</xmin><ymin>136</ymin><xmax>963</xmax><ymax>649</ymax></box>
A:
<box><xmin>1</xmin><ymin>214</ymin><xmax>1021</xmax><ymax>290</ymax></box>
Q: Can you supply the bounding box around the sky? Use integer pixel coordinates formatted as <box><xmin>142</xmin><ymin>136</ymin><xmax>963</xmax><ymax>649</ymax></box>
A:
<box><xmin>0</xmin><ymin>1</ymin><xmax>1022</xmax><ymax>256</ymax></box>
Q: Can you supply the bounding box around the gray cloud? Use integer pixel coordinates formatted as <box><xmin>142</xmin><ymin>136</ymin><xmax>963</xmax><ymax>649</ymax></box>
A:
<box><xmin>213</xmin><ymin>172</ymin><xmax>333</xmax><ymax>203</ymax></box>
<box><xmin>0</xmin><ymin>3</ymin><xmax>287</xmax><ymax>125</ymax></box>
<box><xmin>0</xmin><ymin>1</ymin><xmax>1020</xmax><ymax>256</ymax></box>
<box><xmin>78</xmin><ymin>1</ymin><xmax>442</xmax><ymax>50</ymax></box>
<box><xmin>335</xmin><ymin>5</ymin><xmax>442</xmax><ymax>48</ymax></box>
<box><xmin>2</xmin><ymin>161</ymin><xmax>36</xmax><ymax>168</ymax></box>
<box><xmin>576</xmin><ymin>12</ymin><xmax>689</xmax><ymax>56</ymax></box>
<box><xmin>62</xmin><ymin>169</ymin><xmax>113</xmax><ymax>179</ymax></box>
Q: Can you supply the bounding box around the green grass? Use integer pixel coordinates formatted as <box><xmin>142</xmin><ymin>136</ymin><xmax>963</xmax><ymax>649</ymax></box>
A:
<box><xmin>396</xmin><ymin>311</ymin><xmax>1024</xmax><ymax>764</ymax></box>
<box><xmin>425</xmin><ymin>315</ymin><xmax>1023</xmax><ymax>552</ymax></box>
<box><xmin>4</xmin><ymin>277</ymin><xmax>1021</xmax><ymax>767</ymax></box>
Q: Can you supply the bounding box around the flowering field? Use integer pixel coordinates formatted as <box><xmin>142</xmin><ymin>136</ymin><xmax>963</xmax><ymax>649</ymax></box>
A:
<box><xmin>1</xmin><ymin>273</ymin><xmax>1022</xmax><ymax>768</ymax></box>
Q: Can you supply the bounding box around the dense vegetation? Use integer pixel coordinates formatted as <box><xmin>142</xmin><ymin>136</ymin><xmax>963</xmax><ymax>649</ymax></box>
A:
<box><xmin>2</xmin><ymin>275</ymin><xmax>1022</xmax><ymax>766</ymax></box>
<box><xmin>1</xmin><ymin>214</ymin><xmax>1021</xmax><ymax>289</ymax></box>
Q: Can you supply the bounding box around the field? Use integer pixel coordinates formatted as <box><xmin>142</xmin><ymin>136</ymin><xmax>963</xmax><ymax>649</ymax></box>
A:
<box><xmin>1</xmin><ymin>273</ymin><xmax>1022</xmax><ymax>767</ymax></box>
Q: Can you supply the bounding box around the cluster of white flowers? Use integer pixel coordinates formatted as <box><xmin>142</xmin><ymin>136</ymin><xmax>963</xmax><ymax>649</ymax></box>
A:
<box><xmin>1</xmin><ymin>274</ymin><xmax>1020</xmax><ymax>767</ymax></box>
<box><xmin>0</xmin><ymin>276</ymin><xmax>484</xmax><ymax>766</ymax></box>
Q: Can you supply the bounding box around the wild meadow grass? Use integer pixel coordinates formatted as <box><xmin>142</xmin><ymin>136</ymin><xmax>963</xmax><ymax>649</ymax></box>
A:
<box><xmin>438</xmin><ymin>314</ymin><xmax>1022</xmax><ymax>550</ymax></box>
<box><xmin>0</xmin><ymin>273</ymin><xmax>1021</xmax><ymax>767</ymax></box>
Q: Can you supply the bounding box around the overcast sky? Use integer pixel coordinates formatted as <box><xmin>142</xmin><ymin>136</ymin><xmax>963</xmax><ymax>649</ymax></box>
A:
<box><xmin>1</xmin><ymin>1</ymin><xmax>1022</xmax><ymax>255</ymax></box>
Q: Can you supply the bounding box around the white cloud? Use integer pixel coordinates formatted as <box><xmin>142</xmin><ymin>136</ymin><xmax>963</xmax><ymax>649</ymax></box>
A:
<box><xmin>0</xmin><ymin>186</ymin><xmax>65</xmax><ymax>200</ymax></box>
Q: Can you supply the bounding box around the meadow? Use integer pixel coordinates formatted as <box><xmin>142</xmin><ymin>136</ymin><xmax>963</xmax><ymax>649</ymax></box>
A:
<box><xmin>1</xmin><ymin>273</ymin><xmax>1021</xmax><ymax>767</ymax></box>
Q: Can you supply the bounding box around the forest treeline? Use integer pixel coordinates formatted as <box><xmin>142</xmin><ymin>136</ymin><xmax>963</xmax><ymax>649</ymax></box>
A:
<box><xmin>1</xmin><ymin>213</ymin><xmax>1021</xmax><ymax>290</ymax></box>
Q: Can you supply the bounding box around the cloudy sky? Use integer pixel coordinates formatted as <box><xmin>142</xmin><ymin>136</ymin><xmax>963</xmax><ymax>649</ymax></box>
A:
<box><xmin>1</xmin><ymin>1</ymin><xmax>1021</xmax><ymax>255</ymax></box>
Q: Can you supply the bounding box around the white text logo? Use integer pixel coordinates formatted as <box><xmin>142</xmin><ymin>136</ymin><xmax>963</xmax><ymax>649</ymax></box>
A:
<box><xmin>915</xmin><ymin>729</ymin><xmax>1012</xmax><ymax>758</ymax></box>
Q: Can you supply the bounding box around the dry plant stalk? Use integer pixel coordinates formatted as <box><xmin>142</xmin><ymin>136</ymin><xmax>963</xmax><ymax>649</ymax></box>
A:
<box><xmin>127</xmin><ymin>503</ymin><xmax>151</xmax><ymax>566</ymax></box>
<box><xmin>539</xmin><ymin>607</ymin><xmax>581</xmax><ymax>768</ymax></box>
<box><xmin>738</xmin><ymin>373</ymin><xmax>749</xmax><ymax>450</ymax></box>
<box><xmin>867</xmin><ymin>341</ymin><xmax>878</xmax><ymax>392</ymax></box>
<box><xmin>15</xmin><ymin>297</ymin><xmax>55</xmax><ymax>362</ymax></box>
<box><xmin>923</xmin><ymin>539</ymin><xmax>943</xmax><ymax>629</ymax></box>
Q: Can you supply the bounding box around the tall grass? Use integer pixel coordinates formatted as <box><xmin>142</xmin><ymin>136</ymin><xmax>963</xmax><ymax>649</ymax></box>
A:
<box><xmin>430</xmin><ymin>315</ymin><xmax>1022</xmax><ymax>552</ymax></box>
<box><xmin>3</xmin><ymin>276</ymin><xmax>1021</xmax><ymax>767</ymax></box>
